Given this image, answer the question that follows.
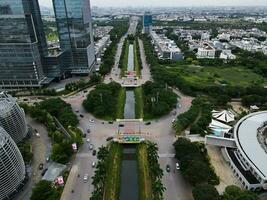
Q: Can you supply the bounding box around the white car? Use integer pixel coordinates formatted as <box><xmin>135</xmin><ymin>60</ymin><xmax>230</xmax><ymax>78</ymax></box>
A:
<box><xmin>89</xmin><ymin>144</ymin><xmax>93</xmax><ymax>150</ymax></box>
<box><xmin>86</xmin><ymin>138</ymin><xmax>90</xmax><ymax>143</ymax></box>
<box><xmin>176</xmin><ymin>162</ymin><xmax>180</xmax><ymax>170</ymax></box>
<box><xmin>83</xmin><ymin>174</ymin><xmax>88</xmax><ymax>183</ymax></box>
<box><xmin>92</xmin><ymin>162</ymin><xmax>96</xmax><ymax>168</ymax></box>
<box><xmin>89</xmin><ymin>119</ymin><xmax>94</xmax><ymax>123</ymax></box>
<box><xmin>172</xmin><ymin>119</ymin><xmax>176</xmax><ymax>123</ymax></box>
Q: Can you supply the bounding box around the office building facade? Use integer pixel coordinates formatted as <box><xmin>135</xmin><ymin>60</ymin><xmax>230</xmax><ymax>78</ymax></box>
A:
<box><xmin>143</xmin><ymin>12</ymin><xmax>152</xmax><ymax>35</ymax></box>
<box><xmin>0</xmin><ymin>0</ymin><xmax>49</xmax><ymax>88</ymax></box>
<box><xmin>53</xmin><ymin>0</ymin><xmax>95</xmax><ymax>74</ymax></box>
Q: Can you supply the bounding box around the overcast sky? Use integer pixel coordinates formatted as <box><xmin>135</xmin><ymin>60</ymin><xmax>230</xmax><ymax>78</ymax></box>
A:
<box><xmin>39</xmin><ymin>0</ymin><xmax>267</xmax><ymax>8</ymax></box>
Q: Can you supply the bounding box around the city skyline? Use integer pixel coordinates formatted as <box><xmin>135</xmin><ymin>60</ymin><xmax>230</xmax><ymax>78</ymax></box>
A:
<box><xmin>39</xmin><ymin>0</ymin><xmax>267</xmax><ymax>8</ymax></box>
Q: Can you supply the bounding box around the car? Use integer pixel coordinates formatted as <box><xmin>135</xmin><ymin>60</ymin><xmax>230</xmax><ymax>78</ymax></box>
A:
<box><xmin>83</xmin><ymin>90</ymin><xmax>87</xmax><ymax>93</ymax></box>
<box><xmin>145</xmin><ymin>122</ymin><xmax>151</xmax><ymax>125</ymax></box>
<box><xmin>38</xmin><ymin>163</ymin><xmax>44</xmax><ymax>170</ymax></box>
<box><xmin>166</xmin><ymin>164</ymin><xmax>171</xmax><ymax>172</ymax></box>
<box><xmin>176</xmin><ymin>162</ymin><xmax>180</xmax><ymax>170</ymax></box>
<box><xmin>83</xmin><ymin>133</ymin><xmax>86</xmax><ymax>138</ymax></box>
<box><xmin>106</xmin><ymin>136</ymin><xmax>113</xmax><ymax>141</ymax></box>
<box><xmin>119</xmin><ymin>124</ymin><xmax>124</xmax><ymax>127</ymax></box>
<box><xmin>108</xmin><ymin>121</ymin><xmax>113</xmax><ymax>124</ymax></box>
<box><xmin>80</xmin><ymin>114</ymin><xmax>84</xmax><ymax>118</ymax></box>
<box><xmin>41</xmin><ymin>168</ymin><xmax>48</xmax><ymax>176</ymax></box>
<box><xmin>36</xmin><ymin>133</ymin><xmax>40</xmax><ymax>137</ymax></box>
<box><xmin>46</xmin><ymin>157</ymin><xmax>50</xmax><ymax>162</ymax></box>
<box><xmin>89</xmin><ymin>119</ymin><xmax>94</xmax><ymax>123</ymax></box>
<box><xmin>87</xmin><ymin>129</ymin><xmax>91</xmax><ymax>133</ymax></box>
<box><xmin>92</xmin><ymin>150</ymin><xmax>97</xmax><ymax>156</ymax></box>
<box><xmin>89</xmin><ymin>144</ymin><xmax>93</xmax><ymax>150</ymax></box>
<box><xmin>83</xmin><ymin>174</ymin><xmax>88</xmax><ymax>183</ymax></box>
<box><xmin>86</xmin><ymin>138</ymin><xmax>90</xmax><ymax>143</ymax></box>
<box><xmin>172</xmin><ymin>119</ymin><xmax>176</xmax><ymax>123</ymax></box>
<box><xmin>75</xmin><ymin>109</ymin><xmax>79</xmax><ymax>113</ymax></box>
<box><xmin>92</xmin><ymin>162</ymin><xmax>96</xmax><ymax>168</ymax></box>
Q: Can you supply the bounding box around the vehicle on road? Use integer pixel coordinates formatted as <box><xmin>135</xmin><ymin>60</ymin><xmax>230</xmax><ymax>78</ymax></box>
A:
<box><xmin>106</xmin><ymin>136</ymin><xmax>114</xmax><ymax>141</ymax></box>
<box><xmin>39</xmin><ymin>163</ymin><xmax>44</xmax><ymax>170</ymax></box>
<box><xmin>75</xmin><ymin>109</ymin><xmax>79</xmax><ymax>113</ymax></box>
<box><xmin>86</xmin><ymin>138</ymin><xmax>90</xmax><ymax>143</ymax></box>
<box><xmin>145</xmin><ymin>122</ymin><xmax>151</xmax><ymax>125</ymax></box>
<box><xmin>46</xmin><ymin>157</ymin><xmax>50</xmax><ymax>162</ymax></box>
<box><xmin>89</xmin><ymin>119</ymin><xmax>94</xmax><ymax>123</ymax></box>
<box><xmin>83</xmin><ymin>174</ymin><xmax>88</xmax><ymax>183</ymax></box>
<box><xmin>83</xmin><ymin>133</ymin><xmax>86</xmax><ymax>138</ymax></box>
<box><xmin>172</xmin><ymin>119</ymin><xmax>176</xmax><ymax>123</ymax></box>
<box><xmin>176</xmin><ymin>162</ymin><xmax>180</xmax><ymax>170</ymax></box>
<box><xmin>108</xmin><ymin>121</ymin><xmax>113</xmax><ymax>124</ymax></box>
<box><xmin>92</xmin><ymin>150</ymin><xmax>97</xmax><ymax>156</ymax></box>
<box><xmin>119</xmin><ymin>124</ymin><xmax>124</xmax><ymax>127</ymax></box>
<box><xmin>80</xmin><ymin>114</ymin><xmax>84</xmax><ymax>118</ymax></box>
<box><xmin>92</xmin><ymin>162</ymin><xmax>96</xmax><ymax>168</ymax></box>
<box><xmin>36</xmin><ymin>133</ymin><xmax>40</xmax><ymax>137</ymax></box>
<box><xmin>87</xmin><ymin>129</ymin><xmax>91</xmax><ymax>133</ymax></box>
<box><xmin>89</xmin><ymin>144</ymin><xmax>93</xmax><ymax>150</ymax></box>
<box><xmin>166</xmin><ymin>164</ymin><xmax>171</xmax><ymax>173</ymax></box>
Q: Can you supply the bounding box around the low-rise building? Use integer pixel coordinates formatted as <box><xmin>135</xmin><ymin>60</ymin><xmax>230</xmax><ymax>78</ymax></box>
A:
<box><xmin>197</xmin><ymin>43</ymin><xmax>216</xmax><ymax>59</ymax></box>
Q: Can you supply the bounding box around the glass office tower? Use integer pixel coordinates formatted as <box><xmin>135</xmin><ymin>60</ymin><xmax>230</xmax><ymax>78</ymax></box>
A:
<box><xmin>143</xmin><ymin>12</ymin><xmax>152</xmax><ymax>35</ymax></box>
<box><xmin>0</xmin><ymin>0</ymin><xmax>48</xmax><ymax>88</ymax></box>
<box><xmin>53</xmin><ymin>0</ymin><xmax>95</xmax><ymax>74</ymax></box>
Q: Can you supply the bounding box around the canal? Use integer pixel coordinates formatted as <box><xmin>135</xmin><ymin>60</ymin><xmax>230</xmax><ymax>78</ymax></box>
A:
<box><xmin>119</xmin><ymin>89</ymin><xmax>139</xmax><ymax>200</ymax></box>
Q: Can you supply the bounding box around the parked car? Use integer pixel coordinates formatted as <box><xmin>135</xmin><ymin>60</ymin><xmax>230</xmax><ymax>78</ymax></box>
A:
<box><xmin>172</xmin><ymin>119</ymin><xmax>176</xmax><ymax>123</ymax></box>
<box><xmin>86</xmin><ymin>138</ymin><xmax>90</xmax><ymax>143</ymax></box>
<box><xmin>41</xmin><ymin>168</ymin><xmax>48</xmax><ymax>176</ymax></box>
<box><xmin>145</xmin><ymin>122</ymin><xmax>151</xmax><ymax>125</ymax></box>
<box><xmin>106</xmin><ymin>136</ymin><xmax>114</xmax><ymax>141</ymax></box>
<box><xmin>46</xmin><ymin>157</ymin><xmax>50</xmax><ymax>162</ymax></box>
<box><xmin>92</xmin><ymin>150</ymin><xmax>97</xmax><ymax>156</ymax></box>
<box><xmin>75</xmin><ymin>109</ymin><xmax>79</xmax><ymax>113</ymax></box>
<box><xmin>87</xmin><ymin>129</ymin><xmax>91</xmax><ymax>133</ymax></box>
<box><xmin>83</xmin><ymin>133</ymin><xmax>86</xmax><ymax>138</ymax></box>
<box><xmin>166</xmin><ymin>164</ymin><xmax>171</xmax><ymax>173</ymax></box>
<box><xmin>89</xmin><ymin>119</ymin><xmax>94</xmax><ymax>123</ymax></box>
<box><xmin>80</xmin><ymin>114</ymin><xmax>84</xmax><ymax>118</ymax></box>
<box><xmin>108</xmin><ymin>121</ymin><xmax>113</xmax><ymax>124</ymax></box>
<box><xmin>83</xmin><ymin>174</ymin><xmax>88</xmax><ymax>183</ymax></box>
<box><xmin>39</xmin><ymin>163</ymin><xmax>44</xmax><ymax>170</ymax></box>
<box><xmin>89</xmin><ymin>144</ymin><xmax>93</xmax><ymax>150</ymax></box>
<box><xmin>119</xmin><ymin>124</ymin><xmax>124</xmax><ymax>127</ymax></box>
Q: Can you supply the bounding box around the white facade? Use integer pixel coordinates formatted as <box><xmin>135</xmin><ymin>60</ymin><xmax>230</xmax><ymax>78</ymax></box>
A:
<box><xmin>197</xmin><ymin>43</ymin><xmax>216</xmax><ymax>59</ymax></box>
<box><xmin>220</xmin><ymin>50</ymin><xmax>236</xmax><ymax>60</ymax></box>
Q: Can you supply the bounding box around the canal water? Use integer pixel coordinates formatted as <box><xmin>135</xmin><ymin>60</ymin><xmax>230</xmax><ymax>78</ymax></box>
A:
<box><xmin>119</xmin><ymin>89</ymin><xmax>138</xmax><ymax>200</ymax></box>
<box><xmin>127</xmin><ymin>44</ymin><xmax>134</xmax><ymax>71</ymax></box>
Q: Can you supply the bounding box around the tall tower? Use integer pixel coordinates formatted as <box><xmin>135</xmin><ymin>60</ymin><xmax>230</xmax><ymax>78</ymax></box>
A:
<box><xmin>53</xmin><ymin>0</ymin><xmax>95</xmax><ymax>75</ymax></box>
<box><xmin>0</xmin><ymin>0</ymin><xmax>48</xmax><ymax>88</ymax></box>
<box><xmin>143</xmin><ymin>12</ymin><xmax>152</xmax><ymax>35</ymax></box>
<box><xmin>0</xmin><ymin>126</ymin><xmax>26</xmax><ymax>200</ymax></box>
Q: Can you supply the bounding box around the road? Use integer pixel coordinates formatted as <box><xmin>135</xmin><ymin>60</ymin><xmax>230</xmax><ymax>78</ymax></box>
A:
<box><xmin>15</xmin><ymin>117</ymin><xmax>52</xmax><ymax>200</ymax></box>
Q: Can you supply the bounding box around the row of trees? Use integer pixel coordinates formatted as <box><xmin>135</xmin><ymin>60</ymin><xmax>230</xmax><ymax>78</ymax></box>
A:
<box><xmin>193</xmin><ymin>184</ymin><xmax>260</xmax><ymax>200</ymax></box>
<box><xmin>145</xmin><ymin>141</ymin><xmax>165</xmax><ymax>200</ymax></box>
<box><xmin>174</xmin><ymin>96</ymin><xmax>213</xmax><ymax>136</ymax></box>
<box><xmin>142</xmin><ymin>81</ymin><xmax>177</xmax><ymax>118</ymax></box>
<box><xmin>21</xmin><ymin>98</ymin><xmax>83</xmax><ymax>164</ymax></box>
<box><xmin>173</xmin><ymin>138</ymin><xmax>219</xmax><ymax>186</ymax></box>
<box><xmin>99</xmin><ymin>19</ymin><xmax>129</xmax><ymax>75</ymax></box>
<box><xmin>83</xmin><ymin>82</ymin><xmax>122</xmax><ymax>119</ymax></box>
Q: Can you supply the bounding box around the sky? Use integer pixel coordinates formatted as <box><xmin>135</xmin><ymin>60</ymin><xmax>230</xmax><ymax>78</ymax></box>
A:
<box><xmin>39</xmin><ymin>0</ymin><xmax>267</xmax><ymax>8</ymax></box>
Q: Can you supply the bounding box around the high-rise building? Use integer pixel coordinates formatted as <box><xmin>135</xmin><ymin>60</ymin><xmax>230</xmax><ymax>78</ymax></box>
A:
<box><xmin>143</xmin><ymin>12</ymin><xmax>152</xmax><ymax>35</ymax></box>
<box><xmin>0</xmin><ymin>92</ymin><xmax>27</xmax><ymax>143</ymax></box>
<box><xmin>0</xmin><ymin>0</ymin><xmax>49</xmax><ymax>88</ymax></box>
<box><xmin>53</xmin><ymin>0</ymin><xmax>95</xmax><ymax>74</ymax></box>
<box><xmin>0</xmin><ymin>126</ymin><xmax>26</xmax><ymax>200</ymax></box>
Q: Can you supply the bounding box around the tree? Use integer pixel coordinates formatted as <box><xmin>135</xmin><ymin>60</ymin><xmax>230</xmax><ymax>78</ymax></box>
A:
<box><xmin>30</xmin><ymin>180</ymin><xmax>59</xmax><ymax>200</ymax></box>
<box><xmin>192</xmin><ymin>184</ymin><xmax>220</xmax><ymax>200</ymax></box>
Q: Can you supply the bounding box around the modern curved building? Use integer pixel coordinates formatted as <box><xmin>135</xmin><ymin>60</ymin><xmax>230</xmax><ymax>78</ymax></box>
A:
<box><xmin>0</xmin><ymin>126</ymin><xmax>26</xmax><ymax>200</ymax></box>
<box><xmin>206</xmin><ymin>111</ymin><xmax>267</xmax><ymax>191</ymax></box>
<box><xmin>0</xmin><ymin>92</ymin><xmax>27</xmax><ymax>143</ymax></box>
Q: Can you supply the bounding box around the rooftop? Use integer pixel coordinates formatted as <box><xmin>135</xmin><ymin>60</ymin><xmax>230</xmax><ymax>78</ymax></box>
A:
<box><xmin>234</xmin><ymin>111</ymin><xmax>267</xmax><ymax>180</ymax></box>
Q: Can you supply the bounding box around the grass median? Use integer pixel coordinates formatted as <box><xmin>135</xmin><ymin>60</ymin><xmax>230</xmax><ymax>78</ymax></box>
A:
<box><xmin>116</xmin><ymin>88</ymin><xmax>126</xmax><ymax>119</ymax></box>
<box><xmin>134</xmin><ymin>87</ymin><xmax>144</xmax><ymax>119</ymax></box>
<box><xmin>103</xmin><ymin>143</ymin><xmax>123</xmax><ymax>200</ymax></box>
<box><xmin>137</xmin><ymin>143</ymin><xmax>152</xmax><ymax>200</ymax></box>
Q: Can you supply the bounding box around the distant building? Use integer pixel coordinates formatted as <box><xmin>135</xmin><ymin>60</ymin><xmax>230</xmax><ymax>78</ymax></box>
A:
<box><xmin>143</xmin><ymin>12</ymin><xmax>152</xmax><ymax>35</ymax></box>
<box><xmin>53</xmin><ymin>0</ymin><xmax>96</xmax><ymax>75</ymax></box>
<box><xmin>220</xmin><ymin>50</ymin><xmax>236</xmax><ymax>60</ymax></box>
<box><xmin>197</xmin><ymin>43</ymin><xmax>216</xmax><ymax>59</ymax></box>
<box><xmin>0</xmin><ymin>0</ymin><xmax>49</xmax><ymax>88</ymax></box>
<box><xmin>151</xmin><ymin>31</ymin><xmax>183</xmax><ymax>61</ymax></box>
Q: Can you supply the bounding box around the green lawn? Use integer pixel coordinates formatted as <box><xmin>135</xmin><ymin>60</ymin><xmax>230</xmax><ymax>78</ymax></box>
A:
<box><xmin>103</xmin><ymin>143</ymin><xmax>123</xmax><ymax>200</ymax></box>
<box><xmin>166</xmin><ymin>65</ymin><xmax>266</xmax><ymax>87</ymax></box>
<box><xmin>116</xmin><ymin>88</ymin><xmax>126</xmax><ymax>119</ymax></box>
<box><xmin>137</xmin><ymin>144</ymin><xmax>152</xmax><ymax>200</ymax></box>
<box><xmin>134</xmin><ymin>87</ymin><xmax>143</xmax><ymax>119</ymax></box>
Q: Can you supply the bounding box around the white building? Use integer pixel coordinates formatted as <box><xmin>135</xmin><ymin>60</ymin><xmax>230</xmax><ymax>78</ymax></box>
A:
<box><xmin>220</xmin><ymin>50</ymin><xmax>236</xmax><ymax>60</ymax></box>
<box><xmin>206</xmin><ymin>111</ymin><xmax>267</xmax><ymax>191</ymax></box>
<box><xmin>197</xmin><ymin>43</ymin><xmax>216</xmax><ymax>59</ymax></box>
